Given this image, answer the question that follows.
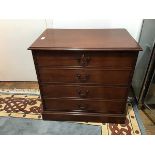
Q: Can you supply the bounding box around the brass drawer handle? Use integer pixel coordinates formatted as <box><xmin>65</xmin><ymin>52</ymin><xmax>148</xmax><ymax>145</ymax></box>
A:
<box><xmin>77</xmin><ymin>54</ymin><xmax>90</xmax><ymax>67</ymax></box>
<box><xmin>77</xmin><ymin>89</ymin><xmax>89</xmax><ymax>98</ymax></box>
<box><xmin>76</xmin><ymin>74</ymin><xmax>89</xmax><ymax>82</ymax></box>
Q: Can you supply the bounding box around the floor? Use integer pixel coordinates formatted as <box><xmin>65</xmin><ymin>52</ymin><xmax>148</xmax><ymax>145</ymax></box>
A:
<box><xmin>139</xmin><ymin>108</ymin><xmax>155</xmax><ymax>134</ymax></box>
<box><xmin>0</xmin><ymin>81</ymin><xmax>155</xmax><ymax>135</ymax></box>
<box><xmin>0</xmin><ymin>117</ymin><xmax>100</xmax><ymax>135</ymax></box>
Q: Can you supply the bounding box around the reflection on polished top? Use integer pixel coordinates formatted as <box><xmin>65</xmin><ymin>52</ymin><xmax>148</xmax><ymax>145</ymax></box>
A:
<box><xmin>28</xmin><ymin>29</ymin><xmax>142</xmax><ymax>51</ymax></box>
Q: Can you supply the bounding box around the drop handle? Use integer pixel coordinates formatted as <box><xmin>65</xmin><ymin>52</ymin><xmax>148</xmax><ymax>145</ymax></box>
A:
<box><xmin>76</xmin><ymin>74</ymin><xmax>89</xmax><ymax>82</ymax></box>
<box><xmin>77</xmin><ymin>89</ymin><xmax>89</xmax><ymax>98</ymax></box>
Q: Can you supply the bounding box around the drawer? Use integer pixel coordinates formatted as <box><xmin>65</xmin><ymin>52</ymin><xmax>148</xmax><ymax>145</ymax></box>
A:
<box><xmin>43</xmin><ymin>98</ymin><xmax>126</xmax><ymax>114</ymax></box>
<box><xmin>38</xmin><ymin>68</ymin><xmax>131</xmax><ymax>85</ymax></box>
<box><xmin>34</xmin><ymin>51</ymin><xmax>137</xmax><ymax>68</ymax></box>
<box><xmin>41</xmin><ymin>84</ymin><xmax>128</xmax><ymax>99</ymax></box>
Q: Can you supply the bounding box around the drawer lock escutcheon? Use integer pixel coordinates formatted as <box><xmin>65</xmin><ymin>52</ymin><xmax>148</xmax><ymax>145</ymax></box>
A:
<box><xmin>76</xmin><ymin>74</ymin><xmax>89</xmax><ymax>82</ymax></box>
<box><xmin>78</xmin><ymin>104</ymin><xmax>87</xmax><ymax>110</ymax></box>
<box><xmin>78</xmin><ymin>54</ymin><xmax>90</xmax><ymax>67</ymax></box>
<box><xmin>77</xmin><ymin>89</ymin><xmax>89</xmax><ymax>98</ymax></box>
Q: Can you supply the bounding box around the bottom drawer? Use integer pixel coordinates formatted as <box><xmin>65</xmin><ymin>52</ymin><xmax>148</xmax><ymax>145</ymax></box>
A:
<box><xmin>43</xmin><ymin>98</ymin><xmax>126</xmax><ymax>114</ymax></box>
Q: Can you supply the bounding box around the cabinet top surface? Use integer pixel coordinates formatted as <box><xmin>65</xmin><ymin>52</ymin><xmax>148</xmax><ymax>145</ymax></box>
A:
<box><xmin>28</xmin><ymin>29</ymin><xmax>141</xmax><ymax>51</ymax></box>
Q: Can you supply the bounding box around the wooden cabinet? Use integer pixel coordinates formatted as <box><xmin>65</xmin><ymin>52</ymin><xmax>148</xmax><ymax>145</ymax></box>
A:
<box><xmin>28</xmin><ymin>29</ymin><xmax>141</xmax><ymax>123</ymax></box>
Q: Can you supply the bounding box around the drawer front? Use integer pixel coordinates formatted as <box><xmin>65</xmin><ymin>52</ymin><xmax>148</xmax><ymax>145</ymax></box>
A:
<box><xmin>44</xmin><ymin>98</ymin><xmax>126</xmax><ymax>114</ymax></box>
<box><xmin>34</xmin><ymin>52</ymin><xmax>136</xmax><ymax>68</ymax></box>
<box><xmin>38</xmin><ymin>68</ymin><xmax>131</xmax><ymax>85</ymax></box>
<box><xmin>41</xmin><ymin>84</ymin><xmax>128</xmax><ymax>99</ymax></box>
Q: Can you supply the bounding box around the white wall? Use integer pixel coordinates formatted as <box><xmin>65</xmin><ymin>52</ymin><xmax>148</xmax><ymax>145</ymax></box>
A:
<box><xmin>0</xmin><ymin>20</ymin><xmax>46</xmax><ymax>81</ymax></box>
<box><xmin>0</xmin><ymin>19</ymin><xmax>143</xmax><ymax>81</ymax></box>
<box><xmin>52</xmin><ymin>19</ymin><xmax>142</xmax><ymax>40</ymax></box>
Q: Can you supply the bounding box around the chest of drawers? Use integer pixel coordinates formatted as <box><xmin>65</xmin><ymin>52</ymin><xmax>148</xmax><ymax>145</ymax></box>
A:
<box><xmin>28</xmin><ymin>29</ymin><xmax>141</xmax><ymax>123</ymax></box>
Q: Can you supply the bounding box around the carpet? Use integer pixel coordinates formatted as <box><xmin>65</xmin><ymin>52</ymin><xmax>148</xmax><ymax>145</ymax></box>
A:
<box><xmin>0</xmin><ymin>89</ymin><xmax>145</xmax><ymax>135</ymax></box>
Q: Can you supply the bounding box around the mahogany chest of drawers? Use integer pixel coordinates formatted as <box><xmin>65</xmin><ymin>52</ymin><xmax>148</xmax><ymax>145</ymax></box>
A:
<box><xmin>28</xmin><ymin>29</ymin><xmax>141</xmax><ymax>123</ymax></box>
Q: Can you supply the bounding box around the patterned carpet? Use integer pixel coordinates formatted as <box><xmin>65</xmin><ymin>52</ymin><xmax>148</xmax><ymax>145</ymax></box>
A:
<box><xmin>0</xmin><ymin>89</ymin><xmax>143</xmax><ymax>135</ymax></box>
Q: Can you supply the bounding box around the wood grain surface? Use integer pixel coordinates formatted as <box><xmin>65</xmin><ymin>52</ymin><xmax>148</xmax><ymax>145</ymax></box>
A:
<box><xmin>28</xmin><ymin>29</ymin><xmax>142</xmax><ymax>51</ymax></box>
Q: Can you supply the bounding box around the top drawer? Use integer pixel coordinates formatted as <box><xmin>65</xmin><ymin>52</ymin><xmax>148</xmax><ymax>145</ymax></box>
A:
<box><xmin>33</xmin><ymin>51</ymin><xmax>137</xmax><ymax>68</ymax></box>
